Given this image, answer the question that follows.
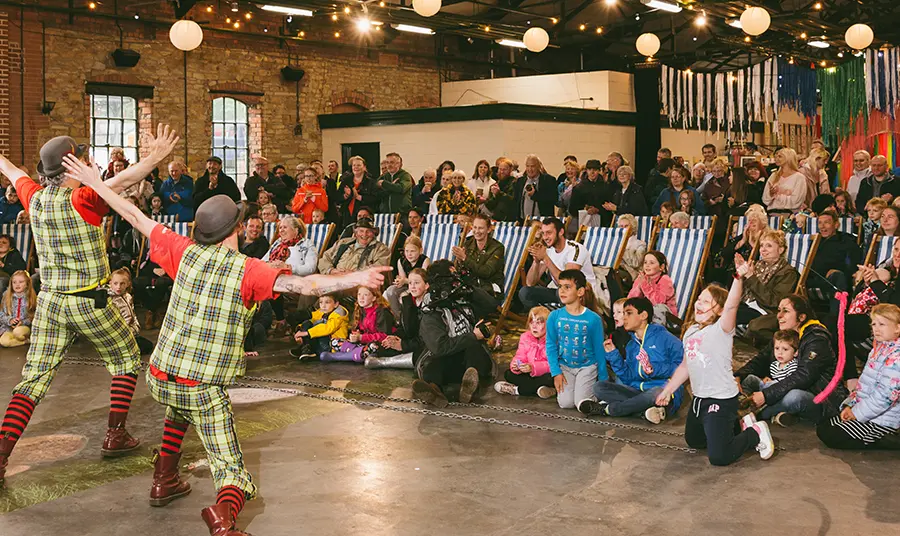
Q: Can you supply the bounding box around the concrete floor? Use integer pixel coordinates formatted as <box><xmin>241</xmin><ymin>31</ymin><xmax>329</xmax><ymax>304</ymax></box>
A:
<box><xmin>0</xmin><ymin>335</ymin><xmax>898</xmax><ymax>536</ymax></box>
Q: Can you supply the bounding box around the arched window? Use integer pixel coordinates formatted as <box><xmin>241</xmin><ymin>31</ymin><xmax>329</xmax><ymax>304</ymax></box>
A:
<box><xmin>211</xmin><ymin>97</ymin><xmax>249</xmax><ymax>186</ymax></box>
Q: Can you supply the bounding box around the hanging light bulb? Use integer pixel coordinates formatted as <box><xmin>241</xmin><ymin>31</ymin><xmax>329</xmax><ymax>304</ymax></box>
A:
<box><xmin>225</xmin><ymin>17</ymin><xmax>231</xmax><ymax>23</ymax></box>
<box><xmin>332</xmin><ymin>13</ymin><xmax>338</xmax><ymax>20</ymax></box>
<box><xmin>380</xmin><ymin>1</ymin><xmax>385</xmax><ymax>6</ymax></box>
<box><xmin>800</xmin><ymin>32</ymin><xmax>807</xmax><ymax>39</ymax></box>
<box><xmin>231</xmin><ymin>2</ymin><xmax>239</xmax><ymax>13</ymax></box>
<box><xmin>299</xmin><ymin>30</ymin><xmax>305</xmax><ymax>37</ymax></box>
<box><xmin>551</xmin><ymin>17</ymin><xmax>558</xmax><ymax>24</ymax></box>
<box><xmin>814</xmin><ymin>2</ymin><xmax>822</xmax><ymax>10</ymax></box>
<box><xmin>206</xmin><ymin>5</ymin><xmax>213</xmax><ymax>13</ymax></box>
<box><xmin>579</xmin><ymin>24</ymin><xmax>586</xmax><ymax>31</ymax></box>
<box><xmin>744</xmin><ymin>36</ymin><xmax>751</xmax><ymax>42</ymax></box>
<box><xmin>789</xmin><ymin>57</ymin><xmax>795</xmax><ymax>64</ymax></box>
<box><xmin>837</xmin><ymin>51</ymin><xmax>844</xmax><ymax>58</ymax></box>
<box><xmin>344</xmin><ymin>6</ymin><xmax>351</xmax><ymax>14</ymax></box>
<box><xmin>820</xmin><ymin>60</ymin><xmax>827</xmax><ymax>67</ymax></box>
<box><xmin>695</xmin><ymin>12</ymin><xmax>707</xmax><ymax>27</ymax></box>
<box><xmin>484</xmin><ymin>26</ymin><xmax>490</xmax><ymax>32</ymax></box>
<box><xmin>334</xmin><ymin>31</ymin><xmax>341</xmax><ymax>38</ymax></box>
<box><xmin>596</xmin><ymin>27</ymin><xmax>603</xmax><ymax>34</ymax></box>
<box><xmin>244</xmin><ymin>12</ymin><xmax>252</xmax><ymax>20</ymax></box>
<box><xmin>88</xmin><ymin>1</ymin><xmax>96</xmax><ymax>9</ymax></box>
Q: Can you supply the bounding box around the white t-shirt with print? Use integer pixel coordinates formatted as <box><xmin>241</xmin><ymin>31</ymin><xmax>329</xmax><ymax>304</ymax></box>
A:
<box><xmin>545</xmin><ymin>240</ymin><xmax>596</xmax><ymax>289</ymax></box>
<box><xmin>683</xmin><ymin>318</ymin><xmax>739</xmax><ymax>399</ymax></box>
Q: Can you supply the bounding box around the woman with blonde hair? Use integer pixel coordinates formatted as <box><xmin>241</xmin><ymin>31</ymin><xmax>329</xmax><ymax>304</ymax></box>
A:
<box><xmin>763</xmin><ymin>148</ymin><xmax>807</xmax><ymax>213</ymax></box>
<box><xmin>733</xmin><ymin>229</ymin><xmax>800</xmax><ymax>326</ymax></box>
<box><xmin>707</xmin><ymin>204</ymin><xmax>772</xmax><ymax>285</ymax></box>
<box><xmin>436</xmin><ymin>170</ymin><xmax>477</xmax><ymax>216</ymax></box>
<box><xmin>802</xmin><ymin>147</ymin><xmax>832</xmax><ymax>207</ymax></box>
<box><xmin>617</xmin><ymin>213</ymin><xmax>647</xmax><ymax>284</ymax></box>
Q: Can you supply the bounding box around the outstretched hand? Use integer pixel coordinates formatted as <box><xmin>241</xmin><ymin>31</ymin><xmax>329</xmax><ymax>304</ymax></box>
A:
<box><xmin>63</xmin><ymin>154</ymin><xmax>102</xmax><ymax>189</ymax></box>
<box><xmin>351</xmin><ymin>265</ymin><xmax>393</xmax><ymax>289</ymax></box>
<box><xmin>145</xmin><ymin>124</ymin><xmax>180</xmax><ymax>164</ymax></box>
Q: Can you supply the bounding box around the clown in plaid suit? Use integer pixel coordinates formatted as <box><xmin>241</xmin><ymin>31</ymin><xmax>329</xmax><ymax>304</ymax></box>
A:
<box><xmin>0</xmin><ymin>127</ymin><xmax>180</xmax><ymax>488</ymax></box>
<box><xmin>64</xmin><ymin>155</ymin><xmax>390</xmax><ymax>536</ymax></box>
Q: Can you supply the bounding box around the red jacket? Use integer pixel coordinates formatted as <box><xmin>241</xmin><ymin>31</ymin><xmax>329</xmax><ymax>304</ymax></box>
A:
<box><xmin>292</xmin><ymin>183</ymin><xmax>328</xmax><ymax>224</ymax></box>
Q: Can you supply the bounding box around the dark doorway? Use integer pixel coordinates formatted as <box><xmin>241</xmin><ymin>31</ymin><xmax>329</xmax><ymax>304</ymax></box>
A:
<box><xmin>341</xmin><ymin>142</ymin><xmax>380</xmax><ymax>176</ymax></box>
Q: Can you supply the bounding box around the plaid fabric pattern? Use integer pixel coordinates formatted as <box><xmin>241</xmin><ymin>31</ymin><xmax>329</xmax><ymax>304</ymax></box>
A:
<box><xmin>30</xmin><ymin>186</ymin><xmax>109</xmax><ymax>292</ymax></box>
<box><xmin>13</xmin><ymin>292</ymin><xmax>140</xmax><ymax>403</ymax></box>
<box><xmin>146</xmin><ymin>373</ymin><xmax>256</xmax><ymax>498</ymax></box>
<box><xmin>151</xmin><ymin>244</ymin><xmax>255</xmax><ymax>385</ymax></box>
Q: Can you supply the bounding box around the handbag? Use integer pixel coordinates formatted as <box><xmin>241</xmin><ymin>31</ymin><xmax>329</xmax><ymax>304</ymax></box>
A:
<box><xmin>848</xmin><ymin>285</ymin><xmax>879</xmax><ymax>316</ymax></box>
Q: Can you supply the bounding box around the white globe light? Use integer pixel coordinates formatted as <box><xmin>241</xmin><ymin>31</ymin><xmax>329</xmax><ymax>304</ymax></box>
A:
<box><xmin>740</xmin><ymin>7</ymin><xmax>771</xmax><ymax>36</ymax></box>
<box><xmin>845</xmin><ymin>23</ymin><xmax>874</xmax><ymax>50</ymax></box>
<box><xmin>169</xmin><ymin>20</ymin><xmax>203</xmax><ymax>51</ymax></box>
<box><xmin>523</xmin><ymin>27</ymin><xmax>550</xmax><ymax>53</ymax></box>
<box><xmin>412</xmin><ymin>0</ymin><xmax>441</xmax><ymax>17</ymax></box>
<box><xmin>635</xmin><ymin>33</ymin><xmax>660</xmax><ymax>57</ymax></box>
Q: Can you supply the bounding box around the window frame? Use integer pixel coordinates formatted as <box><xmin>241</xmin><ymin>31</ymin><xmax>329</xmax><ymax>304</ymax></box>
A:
<box><xmin>210</xmin><ymin>97</ymin><xmax>250</xmax><ymax>187</ymax></box>
<box><xmin>89</xmin><ymin>94</ymin><xmax>140</xmax><ymax>171</ymax></box>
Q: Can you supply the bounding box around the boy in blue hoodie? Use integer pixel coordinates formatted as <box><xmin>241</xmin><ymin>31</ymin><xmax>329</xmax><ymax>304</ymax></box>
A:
<box><xmin>579</xmin><ymin>296</ymin><xmax>684</xmax><ymax>424</ymax></box>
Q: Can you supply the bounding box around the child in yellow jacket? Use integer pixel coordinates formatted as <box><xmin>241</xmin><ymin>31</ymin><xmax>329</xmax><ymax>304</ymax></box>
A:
<box><xmin>290</xmin><ymin>294</ymin><xmax>350</xmax><ymax>360</ymax></box>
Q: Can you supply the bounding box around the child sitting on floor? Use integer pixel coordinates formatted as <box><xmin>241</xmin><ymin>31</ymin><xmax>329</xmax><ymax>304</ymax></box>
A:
<box><xmin>384</xmin><ymin>235</ymin><xmax>431</xmax><ymax>317</ymax></box>
<box><xmin>0</xmin><ymin>270</ymin><xmax>35</xmax><ymax>348</ymax></box>
<box><xmin>493</xmin><ymin>306</ymin><xmax>556</xmax><ymax>399</ymax></box>
<box><xmin>291</xmin><ymin>294</ymin><xmax>349</xmax><ymax>360</ymax></box>
<box><xmin>108</xmin><ymin>268</ymin><xmax>154</xmax><ymax>355</ymax></box>
<box><xmin>741</xmin><ymin>329</ymin><xmax>799</xmax><ymax>393</ymax></box>
<box><xmin>322</xmin><ymin>286</ymin><xmax>396</xmax><ymax>363</ymax></box>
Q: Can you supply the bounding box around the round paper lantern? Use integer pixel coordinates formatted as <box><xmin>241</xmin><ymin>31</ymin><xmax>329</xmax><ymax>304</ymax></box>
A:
<box><xmin>412</xmin><ymin>0</ymin><xmax>441</xmax><ymax>17</ymax></box>
<box><xmin>740</xmin><ymin>7</ymin><xmax>771</xmax><ymax>36</ymax></box>
<box><xmin>845</xmin><ymin>23</ymin><xmax>874</xmax><ymax>50</ymax></box>
<box><xmin>169</xmin><ymin>20</ymin><xmax>203</xmax><ymax>51</ymax></box>
<box><xmin>635</xmin><ymin>33</ymin><xmax>660</xmax><ymax>57</ymax></box>
<box><xmin>523</xmin><ymin>27</ymin><xmax>550</xmax><ymax>53</ymax></box>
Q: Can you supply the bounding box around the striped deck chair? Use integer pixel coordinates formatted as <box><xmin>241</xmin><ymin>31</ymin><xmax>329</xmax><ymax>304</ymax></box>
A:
<box><xmin>170</xmin><ymin>222</ymin><xmax>193</xmax><ymax>238</ymax></box>
<box><xmin>263</xmin><ymin>222</ymin><xmax>279</xmax><ymax>244</ymax></box>
<box><xmin>653</xmin><ymin>228</ymin><xmax>714</xmax><ymax>319</ymax></box>
<box><xmin>372</xmin><ymin>213</ymin><xmax>399</xmax><ymax>228</ymax></box>
<box><xmin>492</xmin><ymin>224</ymin><xmax>538</xmax><ymax>330</ymax></box>
<box><xmin>577</xmin><ymin>226</ymin><xmax>629</xmax><ymax>270</ymax></box>
<box><xmin>689</xmin><ymin>215</ymin><xmax>717</xmax><ymax>230</ymax></box>
<box><xmin>783</xmin><ymin>234</ymin><xmax>821</xmax><ymax>296</ymax></box>
<box><xmin>728</xmin><ymin>214</ymin><xmax>784</xmax><ymax>240</ymax></box>
<box><xmin>425</xmin><ymin>214</ymin><xmax>456</xmax><ymax>226</ymax></box>
<box><xmin>421</xmin><ymin>223</ymin><xmax>463</xmax><ymax>261</ymax></box>
<box><xmin>371</xmin><ymin>215</ymin><xmax>402</xmax><ymax>253</ymax></box>
<box><xmin>633</xmin><ymin>216</ymin><xmax>656</xmax><ymax>245</ymax></box>
<box><xmin>1</xmin><ymin>223</ymin><xmax>34</xmax><ymax>270</ymax></box>
<box><xmin>151</xmin><ymin>214</ymin><xmax>179</xmax><ymax>226</ymax></box>
<box><xmin>868</xmin><ymin>235</ymin><xmax>898</xmax><ymax>267</ymax></box>
<box><xmin>805</xmin><ymin>216</ymin><xmax>861</xmax><ymax>240</ymax></box>
<box><xmin>306</xmin><ymin>223</ymin><xmax>335</xmax><ymax>256</ymax></box>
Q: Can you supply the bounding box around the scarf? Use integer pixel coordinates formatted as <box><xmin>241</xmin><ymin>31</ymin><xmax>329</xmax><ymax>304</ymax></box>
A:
<box><xmin>798</xmin><ymin>319</ymin><xmax>823</xmax><ymax>339</ymax></box>
<box><xmin>743</xmin><ymin>258</ymin><xmax>786</xmax><ymax>303</ymax></box>
<box><xmin>268</xmin><ymin>236</ymin><xmax>300</xmax><ymax>263</ymax></box>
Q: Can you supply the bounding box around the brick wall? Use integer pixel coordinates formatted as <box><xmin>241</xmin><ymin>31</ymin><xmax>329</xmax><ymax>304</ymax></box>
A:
<box><xmin>0</xmin><ymin>3</ymin><xmax>443</xmax><ymax>179</ymax></box>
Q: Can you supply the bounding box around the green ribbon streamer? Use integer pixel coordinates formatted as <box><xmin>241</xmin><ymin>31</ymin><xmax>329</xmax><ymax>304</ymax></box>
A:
<box><xmin>817</xmin><ymin>57</ymin><xmax>867</xmax><ymax>148</ymax></box>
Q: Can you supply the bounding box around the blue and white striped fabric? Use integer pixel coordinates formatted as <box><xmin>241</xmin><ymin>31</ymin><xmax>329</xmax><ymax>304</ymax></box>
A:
<box><xmin>372</xmin><ymin>213</ymin><xmax>400</xmax><ymax>248</ymax></box>
<box><xmin>876</xmin><ymin>235</ymin><xmax>898</xmax><ymax>266</ymax></box>
<box><xmin>492</xmin><ymin>220</ymin><xmax>521</xmax><ymax>229</ymax></box>
<box><xmin>0</xmin><ymin>223</ymin><xmax>32</xmax><ymax>259</ymax></box>
<box><xmin>689</xmin><ymin>215</ymin><xmax>716</xmax><ymax>230</ymax></box>
<box><xmin>151</xmin><ymin>214</ymin><xmax>179</xmax><ymax>225</ymax></box>
<box><xmin>806</xmin><ymin>216</ymin><xmax>860</xmax><ymax>236</ymax></box>
<box><xmin>784</xmin><ymin>234</ymin><xmax>816</xmax><ymax>274</ymax></box>
<box><xmin>306</xmin><ymin>223</ymin><xmax>333</xmax><ymax>255</ymax></box>
<box><xmin>278</xmin><ymin>213</ymin><xmax>292</xmax><ymax>220</ymax></box>
<box><xmin>732</xmin><ymin>215</ymin><xmax>783</xmax><ymax>237</ymax></box>
<box><xmin>492</xmin><ymin>224</ymin><xmax>533</xmax><ymax>295</ymax></box>
<box><xmin>634</xmin><ymin>216</ymin><xmax>656</xmax><ymax>244</ymax></box>
<box><xmin>263</xmin><ymin>222</ymin><xmax>279</xmax><ymax>244</ymax></box>
<box><xmin>425</xmin><ymin>214</ymin><xmax>456</xmax><ymax>225</ymax></box>
<box><xmin>581</xmin><ymin>227</ymin><xmax>628</xmax><ymax>269</ymax></box>
<box><xmin>372</xmin><ymin>213</ymin><xmax>398</xmax><ymax>228</ymax></box>
<box><xmin>421</xmin><ymin>223</ymin><xmax>462</xmax><ymax>261</ymax></box>
<box><xmin>654</xmin><ymin>228</ymin><xmax>711</xmax><ymax>318</ymax></box>
<box><xmin>170</xmin><ymin>222</ymin><xmax>193</xmax><ymax>238</ymax></box>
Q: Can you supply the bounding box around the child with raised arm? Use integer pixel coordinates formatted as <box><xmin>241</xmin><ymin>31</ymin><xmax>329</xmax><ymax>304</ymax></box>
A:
<box><xmin>546</xmin><ymin>269</ymin><xmax>607</xmax><ymax>409</ymax></box>
<box><xmin>655</xmin><ymin>268</ymin><xmax>776</xmax><ymax>465</ymax></box>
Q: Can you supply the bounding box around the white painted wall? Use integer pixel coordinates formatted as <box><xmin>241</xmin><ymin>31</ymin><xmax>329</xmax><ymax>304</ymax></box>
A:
<box><xmin>502</xmin><ymin>120</ymin><xmax>634</xmax><ymax>172</ymax></box>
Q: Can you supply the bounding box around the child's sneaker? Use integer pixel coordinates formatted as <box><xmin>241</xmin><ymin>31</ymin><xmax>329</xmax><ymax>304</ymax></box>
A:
<box><xmin>772</xmin><ymin>412</ymin><xmax>795</xmax><ymax>428</ymax></box>
<box><xmin>753</xmin><ymin>421</ymin><xmax>775</xmax><ymax>460</ymax></box>
<box><xmin>644</xmin><ymin>406</ymin><xmax>666</xmax><ymax>424</ymax></box>
<box><xmin>577</xmin><ymin>399</ymin><xmax>608</xmax><ymax>416</ymax></box>
<box><xmin>493</xmin><ymin>381</ymin><xmax>518</xmax><ymax>396</ymax></box>
<box><xmin>289</xmin><ymin>347</ymin><xmax>316</xmax><ymax>361</ymax></box>
<box><xmin>740</xmin><ymin>412</ymin><xmax>758</xmax><ymax>431</ymax></box>
<box><xmin>536</xmin><ymin>386</ymin><xmax>557</xmax><ymax>399</ymax></box>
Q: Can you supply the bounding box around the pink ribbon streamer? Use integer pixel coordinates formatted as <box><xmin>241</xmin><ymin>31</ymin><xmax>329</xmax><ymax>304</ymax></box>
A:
<box><xmin>814</xmin><ymin>291</ymin><xmax>847</xmax><ymax>404</ymax></box>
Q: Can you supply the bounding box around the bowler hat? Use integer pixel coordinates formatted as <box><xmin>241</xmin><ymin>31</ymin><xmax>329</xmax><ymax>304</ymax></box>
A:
<box><xmin>38</xmin><ymin>136</ymin><xmax>87</xmax><ymax>178</ymax></box>
<box><xmin>193</xmin><ymin>195</ymin><xmax>246</xmax><ymax>245</ymax></box>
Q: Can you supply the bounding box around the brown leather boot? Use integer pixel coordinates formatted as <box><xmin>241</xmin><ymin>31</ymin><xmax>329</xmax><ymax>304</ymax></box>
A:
<box><xmin>149</xmin><ymin>449</ymin><xmax>192</xmax><ymax>506</ymax></box>
<box><xmin>201</xmin><ymin>503</ymin><xmax>253</xmax><ymax>536</ymax></box>
<box><xmin>0</xmin><ymin>435</ymin><xmax>15</xmax><ymax>487</ymax></box>
<box><xmin>101</xmin><ymin>411</ymin><xmax>140</xmax><ymax>458</ymax></box>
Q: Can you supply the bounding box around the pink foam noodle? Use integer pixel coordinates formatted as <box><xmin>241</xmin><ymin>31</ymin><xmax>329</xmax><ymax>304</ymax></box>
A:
<box><xmin>815</xmin><ymin>291</ymin><xmax>848</xmax><ymax>404</ymax></box>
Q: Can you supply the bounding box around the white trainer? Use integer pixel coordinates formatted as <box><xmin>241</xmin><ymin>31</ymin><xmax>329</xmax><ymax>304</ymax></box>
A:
<box><xmin>493</xmin><ymin>381</ymin><xmax>518</xmax><ymax>396</ymax></box>
<box><xmin>753</xmin><ymin>421</ymin><xmax>775</xmax><ymax>460</ymax></box>
<box><xmin>644</xmin><ymin>406</ymin><xmax>666</xmax><ymax>424</ymax></box>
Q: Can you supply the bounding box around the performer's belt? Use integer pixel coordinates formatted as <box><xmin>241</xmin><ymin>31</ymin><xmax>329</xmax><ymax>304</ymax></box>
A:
<box><xmin>149</xmin><ymin>364</ymin><xmax>201</xmax><ymax>387</ymax></box>
<box><xmin>67</xmin><ymin>287</ymin><xmax>108</xmax><ymax>309</ymax></box>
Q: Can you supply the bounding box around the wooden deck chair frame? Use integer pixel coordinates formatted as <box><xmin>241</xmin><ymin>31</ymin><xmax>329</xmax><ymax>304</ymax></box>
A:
<box><xmin>574</xmin><ymin>224</ymin><xmax>630</xmax><ymax>271</ymax></box>
<box><xmin>610</xmin><ymin>214</ymin><xmax>656</xmax><ymax>245</ymax></box>
<box><xmin>421</xmin><ymin>222</ymin><xmax>466</xmax><ymax>262</ymax></box>
<box><xmin>864</xmin><ymin>234</ymin><xmax>897</xmax><ymax>267</ymax></box>
<box><xmin>1</xmin><ymin>223</ymin><xmax>36</xmax><ymax>272</ymax></box>
<box><xmin>790</xmin><ymin>234</ymin><xmax>821</xmax><ymax>297</ymax></box>
<box><xmin>726</xmin><ymin>214</ymin><xmax>784</xmax><ymax>241</ymax></box>
<box><xmin>493</xmin><ymin>224</ymin><xmax>539</xmax><ymax>334</ymax></box>
<box><xmin>307</xmin><ymin>223</ymin><xmax>336</xmax><ymax>257</ymax></box>
<box><xmin>650</xmin><ymin>227</ymin><xmax>715</xmax><ymax>321</ymax></box>
<box><xmin>689</xmin><ymin>214</ymin><xmax>717</xmax><ymax>230</ymax></box>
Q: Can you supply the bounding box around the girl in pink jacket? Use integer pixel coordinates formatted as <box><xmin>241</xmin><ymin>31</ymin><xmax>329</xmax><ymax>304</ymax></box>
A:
<box><xmin>494</xmin><ymin>306</ymin><xmax>556</xmax><ymax>399</ymax></box>
<box><xmin>628</xmin><ymin>251</ymin><xmax>678</xmax><ymax>322</ymax></box>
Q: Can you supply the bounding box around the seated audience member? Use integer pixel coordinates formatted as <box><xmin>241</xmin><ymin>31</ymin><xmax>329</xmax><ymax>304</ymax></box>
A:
<box><xmin>436</xmin><ymin>170</ymin><xmax>477</xmax><ymax>216</ymax></box>
<box><xmin>616</xmin><ymin>214</ymin><xmax>647</xmax><ymax>285</ymax></box>
<box><xmin>0</xmin><ymin>270</ymin><xmax>35</xmax><ymax>348</ymax></box>
<box><xmin>321</xmin><ymin>286</ymin><xmax>397</xmax><ymax>363</ymax></box>
<box><xmin>376</xmin><ymin>152</ymin><xmax>413</xmax><ymax>214</ymax></box>
<box><xmin>493</xmin><ymin>306</ymin><xmax>556</xmax><ymax>399</ymax></box>
<box><xmin>736</xmin><ymin>161</ymin><xmax>768</xmax><ymax>208</ymax></box>
<box><xmin>603</xmin><ymin>165</ymin><xmax>648</xmax><ymax>217</ymax></box>
<box><xmin>811</xmin><ymin>193</ymin><xmax>837</xmax><ymax>216</ymax></box>
<box><xmin>569</xmin><ymin>159</ymin><xmax>613</xmax><ymax>227</ymax></box>
<box><xmin>736</xmin><ymin>294</ymin><xmax>848</xmax><ymax>425</ymax></box>
<box><xmin>816</xmin><ymin>303</ymin><xmax>900</xmax><ymax>450</ymax></box>
<box><xmin>366</xmin><ymin>268</ymin><xmax>429</xmax><ymax>370</ymax></box>
<box><xmin>311</xmin><ymin>209</ymin><xmax>326</xmax><ymax>224</ymax></box>
<box><xmin>846</xmin><ymin>150</ymin><xmax>872</xmax><ymax>205</ymax></box>
<box><xmin>732</xmin><ymin>229</ymin><xmax>800</xmax><ymax>330</ymax></box>
<box><xmin>740</xmin><ymin>329</ymin><xmax>800</xmax><ymax>426</ymax></box>
<box><xmin>159</xmin><ymin>160</ymin><xmax>194</xmax><ymax>221</ymax></box>
<box><xmin>763</xmin><ymin>148</ymin><xmax>807</xmax><ymax>214</ymax></box>
<box><xmin>148</xmin><ymin>193</ymin><xmax>166</xmax><ymax>218</ymax></box>
<box><xmin>580</xmin><ymin>296</ymin><xmax>684</xmax><ymax>423</ymax></box>
<box><xmin>652</xmin><ymin>165</ymin><xmax>703</xmax><ymax>216</ymax></box>
<box><xmin>874</xmin><ymin>206</ymin><xmax>900</xmax><ymax>246</ymax></box>
<box><xmin>338</xmin><ymin>206</ymin><xmax>375</xmax><ymax>240</ymax></box>
<box><xmin>669</xmin><ymin>211</ymin><xmax>690</xmax><ymax>229</ymax></box>
<box><xmin>468</xmin><ymin>160</ymin><xmax>496</xmax><ymax>209</ymax></box>
<box><xmin>517</xmin><ymin>154</ymin><xmax>557</xmax><ymax>219</ymax></box>
<box><xmin>412</xmin><ymin>169</ymin><xmax>438</xmax><ymax>214</ymax></box>
<box><xmin>384</xmin><ymin>235</ymin><xmax>431</xmax><ymax>317</ymax></box>
<box><xmin>193</xmin><ymin>156</ymin><xmax>241</xmax><ymax>207</ymax></box>
<box><xmin>15</xmin><ymin>210</ymin><xmax>29</xmax><ymax>225</ymax></box>
<box><xmin>833</xmin><ymin>190</ymin><xmax>855</xmax><ymax>217</ymax></box>
<box><xmin>290</xmin><ymin>294</ymin><xmax>350</xmax><ymax>359</ymax></box>
<box><xmin>519</xmin><ymin>217</ymin><xmax>595</xmax><ymax>310</ymax></box>
<box><xmin>318</xmin><ymin>218</ymin><xmax>391</xmax><ymax>277</ymax></box>
<box><xmin>690</xmin><ymin>162</ymin><xmax>707</xmax><ymax>188</ymax></box>
<box><xmin>658</xmin><ymin>201</ymin><xmax>674</xmax><ymax>228</ymax></box>
<box><xmin>244</xmin><ymin>300</ymin><xmax>274</xmax><ymax>357</ymax></box>
<box><xmin>260</xmin><ymin>203</ymin><xmax>279</xmax><ymax>224</ymax></box>
<box><xmin>678</xmin><ymin>189</ymin><xmax>698</xmax><ymax>216</ymax></box>
<box><xmin>239</xmin><ymin>215</ymin><xmax>270</xmax><ymax>260</ymax></box>
<box><xmin>707</xmin><ymin>204</ymin><xmax>771</xmax><ymax>285</ymax></box>
<box><xmin>292</xmin><ymin>167</ymin><xmax>328</xmax><ymax>225</ymax></box>
<box><xmin>411</xmin><ymin>261</ymin><xmax>495</xmax><ymax>407</ymax></box>
<box><xmin>402</xmin><ymin>207</ymin><xmax>425</xmax><ymax>239</ymax></box>
<box><xmin>628</xmin><ymin>251</ymin><xmax>677</xmax><ymax>323</ymax></box>
<box><xmin>108</xmin><ymin>268</ymin><xmax>154</xmax><ymax>356</ymax></box>
<box><xmin>483</xmin><ymin>158</ymin><xmax>520</xmax><ymax>222</ymax></box>
<box><xmin>452</xmin><ymin>214</ymin><xmax>505</xmax><ymax>312</ymax></box>
<box><xmin>701</xmin><ymin>157</ymin><xmax>731</xmax><ymax>231</ymax></box>
<box><xmin>855</xmin><ymin>155</ymin><xmax>899</xmax><ymax>214</ymax></box>
<box><xmin>808</xmin><ymin>210</ymin><xmax>861</xmax><ymax>311</ymax></box>
<box><xmin>0</xmin><ymin>185</ymin><xmax>23</xmax><ymax>224</ymax></box>
<box><xmin>102</xmin><ymin>147</ymin><xmax>129</xmax><ymax>180</ymax></box>
<box><xmin>263</xmin><ymin>216</ymin><xmax>317</xmax><ymax>276</ymax></box>
<box><xmin>0</xmin><ymin>234</ymin><xmax>27</xmax><ymax>295</ymax></box>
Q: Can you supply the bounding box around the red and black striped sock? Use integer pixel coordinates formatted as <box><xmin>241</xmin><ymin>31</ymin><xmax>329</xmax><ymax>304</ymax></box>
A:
<box><xmin>1</xmin><ymin>394</ymin><xmax>37</xmax><ymax>442</ymax></box>
<box><xmin>108</xmin><ymin>373</ymin><xmax>138</xmax><ymax>425</ymax></box>
<box><xmin>160</xmin><ymin>419</ymin><xmax>188</xmax><ymax>456</ymax></box>
<box><xmin>216</xmin><ymin>486</ymin><xmax>246</xmax><ymax>519</ymax></box>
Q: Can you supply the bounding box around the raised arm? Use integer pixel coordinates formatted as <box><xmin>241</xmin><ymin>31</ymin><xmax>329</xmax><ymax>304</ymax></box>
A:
<box><xmin>719</xmin><ymin>273</ymin><xmax>744</xmax><ymax>333</ymax></box>
<box><xmin>273</xmin><ymin>266</ymin><xmax>391</xmax><ymax>296</ymax></box>
<box><xmin>104</xmin><ymin>124</ymin><xmax>179</xmax><ymax>194</ymax></box>
<box><xmin>63</xmin><ymin>155</ymin><xmax>158</xmax><ymax>238</ymax></box>
<box><xmin>0</xmin><ymin>155</ymin><xmax>27</xmax><ymax>185</ymax></box>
